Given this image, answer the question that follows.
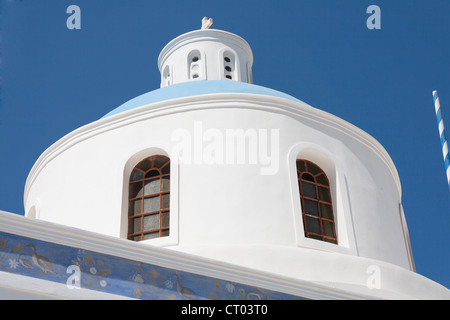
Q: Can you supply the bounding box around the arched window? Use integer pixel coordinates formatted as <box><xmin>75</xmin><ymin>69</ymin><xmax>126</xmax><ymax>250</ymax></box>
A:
<box><xmin>188</xmin><ymin>49</ymin><xmax>203</xmax><ymax>80</ymax></box>
<box><xmin>162</xmin><ymin>65</ymin><xmax>172</xmax><ymax>87</ymax></box>
<box><xmin>296</xmin><ymin>159</ymin><xmax>337</xmax><ymax>244</ymax></box>
<box><xmin>128</xmin><ymin>155</ymin><xmax>170</xmax><ymax>241</ymax></box>
<box><xmin>223</xmin><ymin>51</ymin><xmax>236</xmax><ymax>80</ymax></box>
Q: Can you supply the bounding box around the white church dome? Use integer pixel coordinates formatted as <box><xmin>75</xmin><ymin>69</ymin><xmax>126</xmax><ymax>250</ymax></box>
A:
<box><xmin>23</xmin><ymin>23</ymin><xmax>450</xmax><ymax>299</ymax></box>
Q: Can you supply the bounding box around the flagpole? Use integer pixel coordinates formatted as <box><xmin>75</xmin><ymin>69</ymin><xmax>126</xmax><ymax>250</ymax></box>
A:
<box><xmin>433</xmin><ymin>90</ymin><xmax>450</xmax><ymax>192</ymax></box>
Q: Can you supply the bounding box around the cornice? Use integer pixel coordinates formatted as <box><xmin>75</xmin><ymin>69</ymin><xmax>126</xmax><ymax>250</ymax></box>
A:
<box><xmin>0</xmin><ymin>210</ymin><xmax>371</xmax><ymax>300</ymax></box>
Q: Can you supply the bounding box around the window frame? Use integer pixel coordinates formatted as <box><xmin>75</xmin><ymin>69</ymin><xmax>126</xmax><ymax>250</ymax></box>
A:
<box><xmin>297</xmin><ymin>159</ymin><xmax>337</xmax><ymax>244</ymax></box>
<box><xmin>122</xmin><ymin>148</ymin><xmax>179</xmax><ymax>246</ymax></box>
<box><xmin>288</xmin><ymin>143</ymin><xmax>357</xmax><ymax>254</ymax></box>
<box><xmin>128</xmin><ymin>155</ymin><xmax>171</xmax><ymax>241</ymax></box>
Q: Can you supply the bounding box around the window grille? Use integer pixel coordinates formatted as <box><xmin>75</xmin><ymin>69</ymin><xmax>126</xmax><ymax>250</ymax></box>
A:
<box><xmin>128</xmin><ymin>155</ymin><xmax>170</xmax><ymax>241</ymax></box>
<box><xmin>296</xmin><ymin>159</ymin><xmax>337</xmax><ymax>244</ymax></box>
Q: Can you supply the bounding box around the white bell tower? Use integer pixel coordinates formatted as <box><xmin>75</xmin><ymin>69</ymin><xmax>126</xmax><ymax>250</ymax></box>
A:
<box><xmin>158</xmin><ymin>18</ymin><xmax>253</xmax><ymax>87</ymax></box>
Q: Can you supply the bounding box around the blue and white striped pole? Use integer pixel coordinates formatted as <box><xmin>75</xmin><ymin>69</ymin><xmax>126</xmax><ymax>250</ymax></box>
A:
<box><xmin>433</xmin><ymin>90</ymin><xmax>450</xmax><ymax>191</ymax></box>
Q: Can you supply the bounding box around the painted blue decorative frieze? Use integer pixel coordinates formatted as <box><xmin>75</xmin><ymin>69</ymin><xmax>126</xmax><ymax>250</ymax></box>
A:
<box><xmin>0</xmin><ymin>232</ymin><xmax>304</xmax><ymax>300</ymax></box>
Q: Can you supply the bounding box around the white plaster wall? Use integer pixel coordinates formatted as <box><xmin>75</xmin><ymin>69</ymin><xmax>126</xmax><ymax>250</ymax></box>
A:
<box><xmin>24</xmin><ymin>94</ymin><xmax>411</xmax><ymax>274</ymax></box>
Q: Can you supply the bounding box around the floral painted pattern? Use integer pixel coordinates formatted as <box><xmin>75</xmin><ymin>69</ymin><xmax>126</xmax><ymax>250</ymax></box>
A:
<box><xmin>71</xmin><ymin>254</ymin><xmax>112</xmax><ymax>290</ymax></box>
<box><xmin>0</xmin><ymin>232</ymin><xmax>304</xmax><ymax>300</ymax></box>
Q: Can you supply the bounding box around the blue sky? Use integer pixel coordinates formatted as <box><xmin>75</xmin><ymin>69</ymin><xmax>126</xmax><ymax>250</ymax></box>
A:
<box><xmin>1</xmin><ymin>0</ymin><xmax>449</xmax><ymax>290</ymax></box>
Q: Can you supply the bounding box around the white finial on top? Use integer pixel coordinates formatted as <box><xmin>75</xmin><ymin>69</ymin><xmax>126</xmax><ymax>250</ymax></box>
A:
<box><xmin>201</xmin><ymin>17</ymin><xmax>213</xmax><ymax>30</ymax></box>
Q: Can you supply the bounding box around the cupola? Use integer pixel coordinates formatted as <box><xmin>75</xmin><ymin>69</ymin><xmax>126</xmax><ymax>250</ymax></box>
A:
<box><xmin>158</xmin><ymin>17</ymin><xmax>253</xmax><ymax>87</ymax></box>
